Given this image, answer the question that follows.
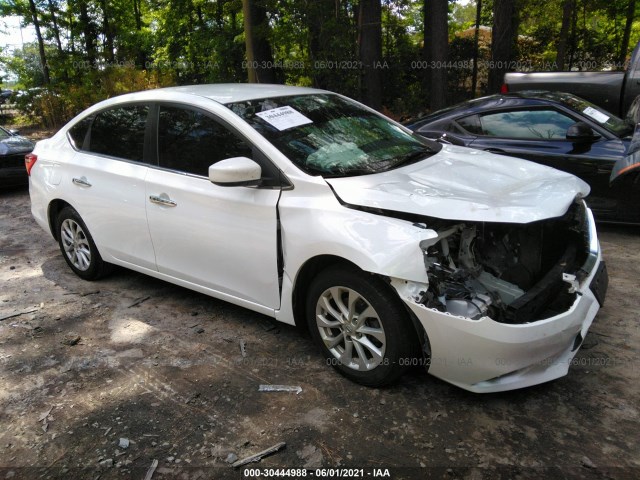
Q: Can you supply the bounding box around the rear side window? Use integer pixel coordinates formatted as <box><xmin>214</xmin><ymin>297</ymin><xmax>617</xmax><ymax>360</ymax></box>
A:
<box><xmin>158</xmin><ymin>105</ymin><xmax>253</xmax><ymax>176</ymax></box>
<box><xmin>68</xmin><ymin>116</ymin><xmax>93</xmax><ymax>150</ymax></box>
<box><xmin>456</xmin><ymin>115</ymin><xmax>483</xmax><ymax>135</ymax></box>
<box><xmin>88</xmin><ymin>105</ymin><xmax>149</xmax><ymax>161</ymax></box>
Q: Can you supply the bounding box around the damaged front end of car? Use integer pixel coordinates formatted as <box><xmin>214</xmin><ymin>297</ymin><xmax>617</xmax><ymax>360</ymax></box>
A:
<box><xmin>391</xmin><ymin>199</ymin><xmax>607</xmax><ymax>392</ymax></box>
<box><xmin>417</xmin><ymin>199</ymin><xmax>603</xmax><ymax>323</ymax></box>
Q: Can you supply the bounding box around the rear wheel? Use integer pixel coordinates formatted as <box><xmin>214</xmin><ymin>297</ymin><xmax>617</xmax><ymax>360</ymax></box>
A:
<box><xmin>56</xmin><ymin>206</ymin><xmax>112</xmax><ymax>280</ymax></box>
<box><xmin>306</xmin><ymin>265</ymin><xmax>417</xmax><ymax>386</ymax></box>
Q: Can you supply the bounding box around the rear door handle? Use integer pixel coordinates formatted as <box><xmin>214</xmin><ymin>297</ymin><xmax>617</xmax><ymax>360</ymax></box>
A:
<box><xmin>149</xmin><ymin>194</ymin><xmax>177</xmax><ymax>207</ymax></box>
<box><xmin>72</xmin><ymin>176</ymin><xmax>92</xmax><ymax>187</ymax></box>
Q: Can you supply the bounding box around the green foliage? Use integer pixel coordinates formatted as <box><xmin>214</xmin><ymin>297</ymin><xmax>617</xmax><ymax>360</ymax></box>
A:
<box><xmin>1</xmin><ymin>0</ymin><xmax>640</xmax><ymax>124</ymax></box>
<box><xmin>450</xmin><ymin>1</ymin><xmax>477</xmax><ymax>33</ymax></box>
<box><xmin>381</xmin><ymin>2</ymin><xmax>423</xmax><ymax>113</ymax></box>
<box><xmin>519</xmin><ymin>0</ymin><xmax>640</xmax><ymax>69</ymax></box>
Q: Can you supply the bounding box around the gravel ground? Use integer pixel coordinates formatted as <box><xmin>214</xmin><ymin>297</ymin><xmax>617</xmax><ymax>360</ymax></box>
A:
<box><xmin>1</xmin><ymin>185</ymin><xmax>639</xmax><ymax>480</ymax></box>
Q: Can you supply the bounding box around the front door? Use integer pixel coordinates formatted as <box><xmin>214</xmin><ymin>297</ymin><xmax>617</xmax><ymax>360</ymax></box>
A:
<box><xmin>145</xmin><ymin>104</ymin><xmax>281</xmax><ymax>309</ymax></box>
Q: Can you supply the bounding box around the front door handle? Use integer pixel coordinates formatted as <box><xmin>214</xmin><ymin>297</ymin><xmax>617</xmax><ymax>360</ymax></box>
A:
<box><xmin>149</xmin><ymin>194</ymin><xmax>177</xmax><ymax>207</ymax></box>
<box><xmin>72</xmin><ymin>176</ymin><xmax>92</xmax><ymax>187</ymax></box>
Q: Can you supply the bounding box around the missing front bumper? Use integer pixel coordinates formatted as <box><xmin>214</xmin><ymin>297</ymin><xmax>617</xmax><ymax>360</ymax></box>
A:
<box><xmin>589</xmin><ymin>261</ymin><xmax>608</xmax><ymax>307</ymax></box>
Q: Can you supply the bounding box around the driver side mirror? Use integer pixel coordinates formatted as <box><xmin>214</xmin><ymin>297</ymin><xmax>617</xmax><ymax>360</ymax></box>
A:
<box><xmin>209</xmin><ymin>157</ymin><xmax>262</xmax><ymax>187</ymax></box>
<box><xmin>566</xmin><ymin>122</ymin><xmax>601</xmax><ymax>142</ymax></box>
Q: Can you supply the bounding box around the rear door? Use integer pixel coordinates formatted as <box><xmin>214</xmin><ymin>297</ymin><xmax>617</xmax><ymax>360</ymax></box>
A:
<box><xmin>144</xmin><ymin>104</ymin><xmax>281</xmax><ymax>310</ymax></box>
<box><xmin>64</xmin><ymin>104</ymin><xmax>156</xmax><ymax>270</ymax></box>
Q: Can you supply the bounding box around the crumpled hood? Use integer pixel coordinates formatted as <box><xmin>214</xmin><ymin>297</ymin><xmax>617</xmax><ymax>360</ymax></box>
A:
<box><xmin>326</xmin><ymin>145</ymin><xmax>590</xmax><ymax>223</ymax></box>
<box><xmin>0</xmin><ymin>135</ymin><xmax>35</xmax><ymax>155</ymax></box>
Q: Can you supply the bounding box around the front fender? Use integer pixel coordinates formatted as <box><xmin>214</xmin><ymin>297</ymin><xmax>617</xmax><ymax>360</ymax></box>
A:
<box><xmin>280</xmin><ymin>189</ymin><xmax>434</xmax><ymax>285</ymax></box>
<box><xmin>274</xmin><ymin>183</ymin><xmax>435</xmax><ymax>325</ymax></box>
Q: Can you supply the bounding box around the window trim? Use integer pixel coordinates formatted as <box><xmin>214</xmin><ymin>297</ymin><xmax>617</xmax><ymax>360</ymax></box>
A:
<box><xmin>66</xmin><ymin>101</ymin><xmax>154</xmax><ymax>165</ymax></box>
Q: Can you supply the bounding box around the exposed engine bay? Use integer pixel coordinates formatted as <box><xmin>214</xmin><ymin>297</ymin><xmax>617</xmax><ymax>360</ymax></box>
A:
<box><xmin>418</xmin><ymin>202</ymin><xmax>589</xmax><ymax>324</ymax></box>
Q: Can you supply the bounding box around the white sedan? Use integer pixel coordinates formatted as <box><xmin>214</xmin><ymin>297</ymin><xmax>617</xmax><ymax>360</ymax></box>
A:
<box><xmin>27</xmin><ymin>84</ymin><xmax>608</xmax><ymax>392</ymax></box>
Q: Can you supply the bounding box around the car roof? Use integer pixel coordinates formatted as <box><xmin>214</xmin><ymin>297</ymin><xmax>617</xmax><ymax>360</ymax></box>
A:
<box><xmin>127</xmin><ymin>83</ymin><xmax>329</xmax><ymax>104</ymax></box>
<box><xmin>60</xmin><ymin>84</ymin><xmax>333</xmax><ymax>129</ymax></box>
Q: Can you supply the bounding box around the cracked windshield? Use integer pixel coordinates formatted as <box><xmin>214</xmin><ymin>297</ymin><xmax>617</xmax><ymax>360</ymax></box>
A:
<box><xmin>229</xmin><ymin>94</ymin><xmax>441</xmax><ymax>177</ymax></box>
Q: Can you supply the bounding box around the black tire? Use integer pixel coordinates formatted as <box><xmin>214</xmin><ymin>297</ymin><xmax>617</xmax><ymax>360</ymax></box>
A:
<box><xmin>306</xmin><ymin>265</ymin><xmax>417</xmax><ymax>387</ymax></box>
<box><xmin>56</xmin><ymin>206</ymin><xmax>112</xmax><ymax>280</ymax></box>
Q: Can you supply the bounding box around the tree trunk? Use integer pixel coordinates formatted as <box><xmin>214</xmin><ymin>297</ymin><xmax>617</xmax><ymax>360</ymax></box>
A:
<box><xmin>132</xmin><ymin>0</ymin><xmax>147</xmax><ymax>67</ymax></box>
<box><xmin>100</xmin><ymin>0</ymin><xmax>115</xmax><ymax>63</ymax></box>
<box><xmin>567</xmin><ymin>1</ymin><xmax>578</xmax><ymax>70</ymax></box>
<box><xmin>79</xmin><ymin>1</ymin><xmax>97</xmax><ymax>66</ymax></box>
<box><xmin>242</xmin><ymin>0</ymin><xmax>276</xmax><ymax>83</ymax></box>
<box><xmin>47</xmin><ymin>0</ymin><xmax>69</xmax><ymax>81</ymax></box>
<box><xmin>424</xmin><ymin>0</ymin><xmax>449</xmax><ymax>110</ymax></box>
<box><xmin>422</xmin><ymin>0</ymin><xmax>433</xmax><ymax>82</ymax></box>
<box><xmin>196</xmin><ymin>5</ymin><xmax>205</xmax><ymax>28</ymax></box>
<box><xmin>471</xmin><ymin>0</ymin><xmax>483</xmax><ymax>96</ymax></box>
<box><xmin>488</xmin><ymin>0</ymin><xmax>520</xmax><ymax>93</ymax></box>
<box><xmin>215</xmin><ymin>0</ymin><xmax>224</xmax><ymax>27</ymax></box>
<box><xmin>133</xmin><ymin>0</ymin><xmax>142</xmax><ymax>30</ymax></box>
<box><xmin>556</xmin><ymin>0</ymin><xmax>573</xmax><ymax>71</ymax></box>
<box><xmin>47</xmin><ymin>0</ymin><xmax>64</xmax><ymax>54</ymax></box>
<box><xmin>358</xmin><ymin>0</ymin><xmax>382</xmax><ymax>110</ymax></box>
<box><xmin>68</xmin><ymin>5</ymin><xmax>75</xmax><ymax>54</ymax></box>
<box><xmin>618</xmin><ymin>0</ymin><xmax>636</xmax><ymax>69</ymax></box>
<box><xmin>28</xmin><ymin>0</ymin><xmax>50</xmax><ymax>84</ymax></box>
<box><xmin>308</xmin><ymin>0</ymin><xmax>334</xmax><ymax>88</ymax></box>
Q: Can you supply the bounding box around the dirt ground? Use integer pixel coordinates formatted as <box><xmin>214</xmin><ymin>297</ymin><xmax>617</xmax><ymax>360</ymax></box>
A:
<box><xmin>1</xmin><ymin>184</ymin><xmax>639</xmax><ymax>480</ymax></box>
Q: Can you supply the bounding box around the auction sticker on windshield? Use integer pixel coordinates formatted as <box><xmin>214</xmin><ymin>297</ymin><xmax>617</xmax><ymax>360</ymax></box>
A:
<box><xmin>256</xmin><ymin>106</ymin><xmax>313</xmax><ymax>131</ymax></box>
<box><xmin>583</xmin><ymin>106</ymin><xmax>610</xmax><ymax>124</ymax></box>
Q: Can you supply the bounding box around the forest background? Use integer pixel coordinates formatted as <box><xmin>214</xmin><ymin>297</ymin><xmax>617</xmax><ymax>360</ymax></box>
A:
<box><xmin>1</xmin><ymin>0</ymin><xmax>639</xmax><ymax>127</ymax></box>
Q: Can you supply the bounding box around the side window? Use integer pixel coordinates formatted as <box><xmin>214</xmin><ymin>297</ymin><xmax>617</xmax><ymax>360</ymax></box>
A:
<box><xmin>445</xmin><ymin>122</ymin><xmax>466</xmax><ymax>135</ymax></box>
<box><xmin>88</xmin><ymin>105</ymin><xmax>148</xmax><ymax>161</ymax></box>
<box><xmin>478</xmin><ymin>110</ymin><xmax>576</xmax><ymax>140</ymax></box>
<box><xmin>68</xmin><ymin>116</ymin><xmax>93</xmax><ymax>150</ymax></box>
<box><xmin>456</xmin><ymin>115</ymin><xmax>483</xmax><ymax>135</ymax></box>
<box><xmin>158</xmin><ymin>106</ymin><xmax>253</xmax><ymax>176</ymax></box>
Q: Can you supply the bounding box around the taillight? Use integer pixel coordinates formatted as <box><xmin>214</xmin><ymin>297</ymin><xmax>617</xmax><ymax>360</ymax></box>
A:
<box><xmin>25</xmin><ymin>153</ymin><xmax>38</xmax><ymax>176</ymax></box>
<box><xmin>500</xmin><ymin>83</ymin><xmax>509</xmax><ymax>94</ymax></box>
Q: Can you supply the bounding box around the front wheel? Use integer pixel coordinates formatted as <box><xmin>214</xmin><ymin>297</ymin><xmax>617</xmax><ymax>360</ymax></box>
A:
<box><xmin>306</xmin><ymin>265</ymin><xmax>418</xmax><ymax>387</ymax></box>
<box><xmin>56</xmin><ymin>206</ymin><xmax>112</xmax><ymax>280</ymax></box>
